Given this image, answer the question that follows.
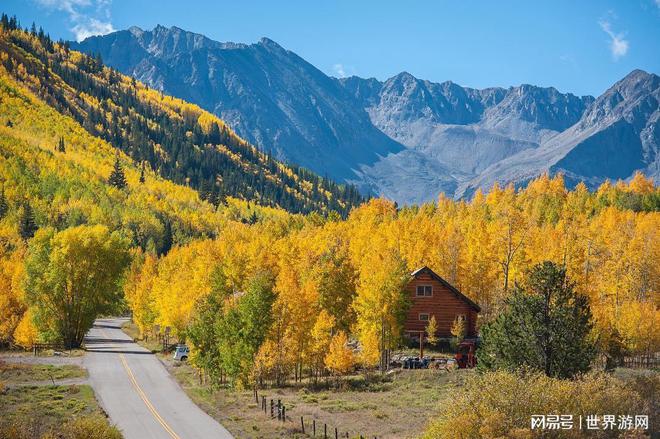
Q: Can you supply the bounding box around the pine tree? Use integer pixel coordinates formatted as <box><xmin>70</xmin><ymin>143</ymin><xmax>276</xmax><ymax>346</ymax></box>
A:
<box><xmin>160</xmin><ymin>219</ymin><xmax>173</xmax><ymax>256</ymax></box>
<box><xmin>108</xmin><ymin>154</ymin><xmax>127</xmax><ymax>189</ymax></box>
<box><xmin>0</xmin><ymin>187</ymin><xmax>8</xmax><ymax>219</ymax></box>
<box><xmin>57</xmin><ymin>136</ymin><xmax>65</xmax><ymax>153</ymax></box>
<box><xmin>18</xmin><ymin>202</ymin><xmax>38</xmax><ymax>240</ymax></box>
<box><xmin>478</xmin><ymin>261</ymin><xmax>595</xmax><ymax>378</ymax></box>
<box><xmin>139</xmin><ymin>162</ymin><xmax>146</xmax><ymax>184</ymax></box>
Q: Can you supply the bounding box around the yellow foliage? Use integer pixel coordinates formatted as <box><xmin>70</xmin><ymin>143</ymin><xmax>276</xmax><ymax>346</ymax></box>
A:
<box><xmin>325</xmin><ymin>331</ymin><xmax>355</xmax><ymax>376</ymax></box>
<box><xmin>13</xmin><ymin>308</ymin><xmax>38</xmax><ymax>348</ymax></box>
<box><xmin>423</xmin><ymin>370</ymin><xmax>654</xmax><ymax>439</ymax></box>
<box><xmin>120</xmin><ymin>172</ymin><xmax>659</xmax><ymax>375</ymax></box>
<box><xmin>0</xmin><ymin>248</ymin><xmax>25</xmax><ymax>342</ymax></box>
<box><xmin>617</xmin><ymin>301</ymin><xmax>659</xmax><ymax>354</ymax></box>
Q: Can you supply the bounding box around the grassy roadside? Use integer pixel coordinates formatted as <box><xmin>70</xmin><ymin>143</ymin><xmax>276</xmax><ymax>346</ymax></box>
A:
<box><xmin>0</xmin><ymin>359</ymin><xmax>121</xmax><ymax>438</ymax></box>
<box><xmin>122</xmin><ymin>320</ymin><xmax>469</xmax><ymax>438</ymax></box>
<box><xmin>0</xmin><ymin>362</ymin><xmax>86</xmax><ymax>384</ymax></box>
<box><xmin>169</xmin><ymin>365</ymin><xmax>470</xmax><ymax>439</ymax></box>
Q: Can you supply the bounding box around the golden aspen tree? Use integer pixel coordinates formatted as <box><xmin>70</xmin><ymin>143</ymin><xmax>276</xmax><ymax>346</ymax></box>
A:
<box><xmin>0</xmin><ymin>249</ymin><xmax>26</xmax><ymax>343</ymax></box>
<box><xmin>325</xmin><ymin>331</ymin><xmax>355</xmax><ymax>379</ymax></box>
<box><xmin>13</xmin><ymin>308</ymin><xmax>39</xmax><ymax>348</ymax></box>
<box><xmin>617</xmin><ymin>301</ymin><xmax>659</xmax><ymax>355</ymax></box>
<box><xmin>124</xmin><ymin>251</ymin><xmax>158</xmax><ymax>336</ymax></box>
<box><xmin>309</xmin><ymin>310</ymin><xmax>335</xmax><ymax>380</ymax></box>
<box><xmin>352</xmin><ymin>248</ymin><xmax>409</xmax><ymax>368</ymax></box>
<box><xmin>426</xmin><ymin>316</ymin><xmax>439</xmax><ymax>346</ymax></box>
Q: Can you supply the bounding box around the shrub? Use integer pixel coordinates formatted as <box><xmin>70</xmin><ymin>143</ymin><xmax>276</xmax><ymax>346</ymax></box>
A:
<box><xmin>0</xmin><ymin>415</ymin><xmax>121</xmax><ymax>439</ymax></box>
<box><xmin>57</xmin><ymin>416</ymin><xmax>122</xmax><ymax>439</ymax></box>
<box><xmin>422</xmin><ymin>370</ymin><xmax>655</xmax><ymax>439</ymax></box>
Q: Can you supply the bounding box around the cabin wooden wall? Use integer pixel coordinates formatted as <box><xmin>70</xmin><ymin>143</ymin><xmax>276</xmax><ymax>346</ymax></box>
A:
<box><xmin>404</xmin><ymin>272</ymin><xmax>478</xmax><ymax>338</ymax></box>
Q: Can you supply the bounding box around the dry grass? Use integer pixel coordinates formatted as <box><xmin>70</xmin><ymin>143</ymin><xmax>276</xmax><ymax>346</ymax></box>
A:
<box><xmin>166</xmin><ymin>362</ymin><xmax>472</xmax><ymax>439</ymax></box>
<box><xmin>0</xmin><ymin>357</ymin><xmax>119</xmax><ymax>438</ymax></box>
<box><xmin>0</xmin><ymin>385</ymin><xmax>108</xmax><ymax>434</ymax></box>
<box><xmin>0</xmin><ymin>361</ymin><xmax>86</xmax><ymax>385</ymax></box>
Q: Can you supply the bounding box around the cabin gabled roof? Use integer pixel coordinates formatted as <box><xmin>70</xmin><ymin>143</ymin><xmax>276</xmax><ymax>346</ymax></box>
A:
<box><xmin>410</xmin><ymin>266</ymin><xmax>481</xmax><ymax>312</ymax></box>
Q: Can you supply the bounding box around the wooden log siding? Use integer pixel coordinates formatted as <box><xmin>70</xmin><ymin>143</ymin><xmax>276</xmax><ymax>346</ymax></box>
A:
<box><xmin>404</xmin><ymin>267</ymin><xmax>480</xmax><ymax>338</ymax></box>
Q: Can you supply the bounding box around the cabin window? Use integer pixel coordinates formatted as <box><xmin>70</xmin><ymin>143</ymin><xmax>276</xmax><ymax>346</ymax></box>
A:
<box><xmin>419</xmin><ymin>313</ymin><xmax>430</xmax><ymax>321</ymax></box>
<box><xmin>416</xmin><ymin>285</ymin><xmax>433</xmax><ymax>297</ymax></box>
<box><xmin>456</xmin><ymin>314</ymin><xmax>466</xmax><ymax>323</ymax></box>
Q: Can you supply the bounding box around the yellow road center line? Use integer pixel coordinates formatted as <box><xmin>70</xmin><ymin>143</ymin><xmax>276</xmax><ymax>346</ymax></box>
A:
<box><xmin>119</xmin><ymin>354</ymin><xmax>181</xmax><ymax>439</ymax></box>
<box><xmin>98</xmin><ymin>327</ymin><xmax>180</xmax><ymax>439</ymax></box>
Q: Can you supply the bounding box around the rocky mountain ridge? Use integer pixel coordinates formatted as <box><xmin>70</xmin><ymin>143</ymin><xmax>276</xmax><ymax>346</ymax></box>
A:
<box><xmin>73</xmin><ymin>26</ymin><xmax>659</xmax><ymax>203</ymax></box>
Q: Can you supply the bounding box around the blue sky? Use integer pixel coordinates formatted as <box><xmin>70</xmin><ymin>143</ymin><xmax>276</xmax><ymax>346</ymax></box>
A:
<box><xmin>3</xmin><ymin>0</ymin><xmax>659</xmax><ymax>96</ymax></box>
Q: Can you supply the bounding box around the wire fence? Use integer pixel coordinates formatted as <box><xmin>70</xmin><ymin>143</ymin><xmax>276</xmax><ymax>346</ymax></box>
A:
<box><xmin>252</xmin><ymin>387</ymin><xmax>379</xmax><ymax>439</ymax></box>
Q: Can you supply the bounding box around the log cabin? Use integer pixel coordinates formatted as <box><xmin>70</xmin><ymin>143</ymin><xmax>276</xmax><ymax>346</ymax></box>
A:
<box><xmin>404</xmin><ymin>266</ymin><xmax>480</xmax><ymax>340</ymax></box>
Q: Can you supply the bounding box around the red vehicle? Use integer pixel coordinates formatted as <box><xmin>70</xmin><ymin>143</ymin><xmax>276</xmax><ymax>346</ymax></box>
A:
<box><xmin>455</xmin><ymin>340</ymin><xmax>477</xmax><ymax>368</ymax></box>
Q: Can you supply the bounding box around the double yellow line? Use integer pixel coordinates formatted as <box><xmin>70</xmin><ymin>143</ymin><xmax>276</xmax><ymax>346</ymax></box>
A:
<box><xmin>119</xmin><ymin>354</ymin><xmax>181</xmax><ymax>439</ymax></box>
<box><xmin>98</xmin><ymin>327</ymin><xmax>180</xmax><ymax>439</ymax></box>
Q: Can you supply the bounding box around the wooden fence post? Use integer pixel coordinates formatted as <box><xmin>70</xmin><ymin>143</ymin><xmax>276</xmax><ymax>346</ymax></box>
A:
<box><xmin>324</xmin><ymin>423</ymin><xmax>327</xmax><ymax>438</ymax></box>
<box><xmin>335</xmin><ymin>427</ymin><xmax>338</xmax><ymax>439</ymax></box>
<box><xmin>282</xmin><ymin>405</ymin><xmax>286</xmax><ymax>422</ymax></box>
<box><xmin>313</xmin><ymin>419</ymin><xmax>316</xmax><ymax>436</ymax></box>
<box><xmin>301</xmin><ymin>416</ymin><xmax>305</xmax><ymax>434</ymax></box>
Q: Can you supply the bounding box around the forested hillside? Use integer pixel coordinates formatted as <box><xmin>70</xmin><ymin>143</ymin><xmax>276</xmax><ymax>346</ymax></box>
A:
<box><xmin>0</xmin><ymin>26</ymin><xmax>294</xmax><ymax>347</ymax></box>
<box><xmin>0</xmin><ymin>16</ymin><xmax>363</xmax><ymax>216</ymax></box>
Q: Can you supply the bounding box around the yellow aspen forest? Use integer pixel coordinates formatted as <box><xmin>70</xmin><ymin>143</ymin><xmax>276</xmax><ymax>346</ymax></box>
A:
<box><xmin>1</xmin><ymin>57</ymin><xmax>658</xmax><ymax>376</ymax></box>
<box><xmin>125</xmin><ymin>173</ymin><xmax>659</xmax><ymax>387</ymax></box>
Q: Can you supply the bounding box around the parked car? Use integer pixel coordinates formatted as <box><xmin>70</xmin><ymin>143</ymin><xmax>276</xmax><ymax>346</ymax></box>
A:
<box><xmin>173</xmin><ymin>344</ymin><xmax>189</xmax><ymax>361</ymax></box>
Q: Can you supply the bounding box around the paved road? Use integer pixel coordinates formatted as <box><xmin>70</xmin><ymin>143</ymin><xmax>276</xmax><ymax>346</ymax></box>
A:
<box><xmin>84</xmin><ymin>318</ymin><xmax>233</xmax><ymax>439</ymax></box>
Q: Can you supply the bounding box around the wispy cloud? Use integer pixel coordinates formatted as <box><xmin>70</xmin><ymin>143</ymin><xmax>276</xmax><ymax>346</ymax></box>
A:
<box><xmin>332</xmin><ymin>63</ymin><xmax>356</xmax><ymax>78</ymax></box>
<box><xmin>598</xmin><ymin>18</ymin><xmax>629</xmax><ymax>61</ymax></box>
<box><xmin>35</xmin><ymin>0</ymin><xmax>115</xmax><ymax>41</ymax></box>
<box><xmin>333</xmin><ymin>63</ymin><xmax>347</xmax><ymax>78</ymax></box>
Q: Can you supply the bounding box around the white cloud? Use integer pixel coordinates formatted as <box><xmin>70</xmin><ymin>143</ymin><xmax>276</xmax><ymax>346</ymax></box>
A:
<box><xmin>598</xmin><ymin>19</ymin><xmax>629</xmax><ymax>61</ymax></box>
<box><xmin>71</xmin><ymin>17</ymin><xmax>114</xmax><ymax>41</ymax></box>
<box><xmin>332</xmin><ymin>63</ymin><xmax>356</xmax><ymax>78</ymax></box>
<box><xmin>35</xmin><ymin>0</ymin><xmax>115</xmax><ymax>41</ymax></box>
<box><xmin>333</xmin><ymin>63</ymin><xmax>347</xmax><ymax>78</ymax></box>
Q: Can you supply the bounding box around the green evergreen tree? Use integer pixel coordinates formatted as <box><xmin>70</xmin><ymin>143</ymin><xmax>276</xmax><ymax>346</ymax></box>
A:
<box><xmin>57</xmin><ymin>136</ymin><xmax>65</xmax><ymax>153</ymax></box>
<box><xmin>478</xmin><ymin>261</ymin><xmax>595</xmax><ymax>378</ymax></box>
<box><xmin>0</xmin><ymin>187</ymin><xmax>8</xmax><ymax>219</ymax></box>
<box><xmin>139</xmin><ymin>162</ymin><xmax>146</xmax><ymax>184</ymax></box>
<box><xmin>18</xmin><ymin>202</ymin><xmax>38</xmax><ymax>240</ymax></box>
<box><xmin>160</xmin><ymin>219</ymin><xmax>173</xmax><ymax>256</ymax></box>
<box><xmin>108</xmin><ymin>154</ymin><xmax>127</xmax><ymax>189</ymax></box>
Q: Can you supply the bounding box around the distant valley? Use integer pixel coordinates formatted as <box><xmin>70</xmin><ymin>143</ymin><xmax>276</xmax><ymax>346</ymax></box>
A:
<box><xmin>73</xmin><ymin>26</ymin><xmax>660</xmax><ymax>203</ymax></box>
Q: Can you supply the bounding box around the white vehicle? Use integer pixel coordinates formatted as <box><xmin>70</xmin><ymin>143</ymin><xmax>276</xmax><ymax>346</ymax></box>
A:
<box><xmin>173</xmin><ymin>345</ymin><xmax>189</xmax><ymax>361</ymax></box>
